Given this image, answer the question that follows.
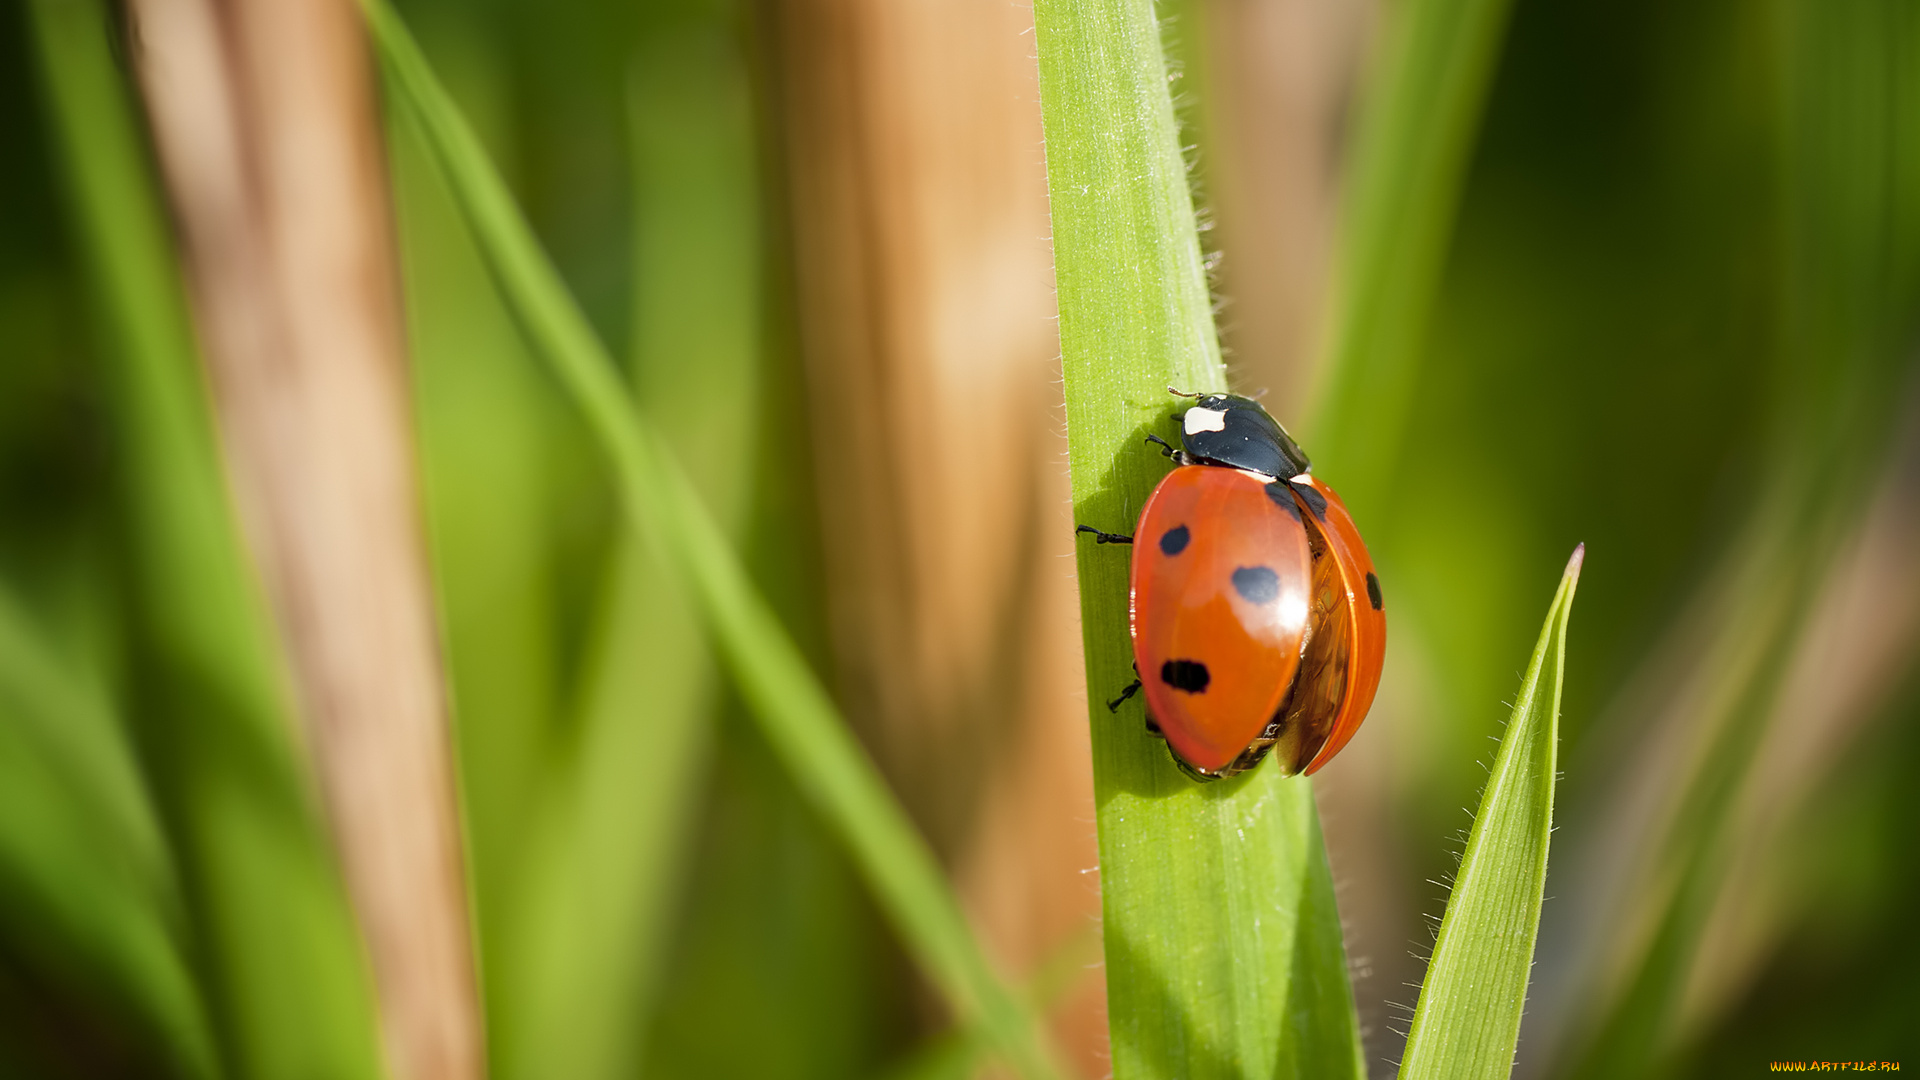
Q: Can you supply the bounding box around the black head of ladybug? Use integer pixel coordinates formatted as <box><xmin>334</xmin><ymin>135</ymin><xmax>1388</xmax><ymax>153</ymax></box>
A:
<box><xmin>1178</xmin><ymin>393</ymin><xmax>1311</xmax><ymax>480</ymax></box>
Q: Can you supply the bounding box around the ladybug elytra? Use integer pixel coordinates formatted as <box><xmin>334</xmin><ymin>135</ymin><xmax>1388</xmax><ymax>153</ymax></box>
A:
<box><xmin>1079</xmin><ymin>392</ymin><xmax>1385</xmax><ymax>780</ymax></box>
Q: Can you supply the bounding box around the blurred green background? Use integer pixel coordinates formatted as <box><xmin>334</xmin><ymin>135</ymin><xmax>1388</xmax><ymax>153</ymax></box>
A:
<box><xmin>3</xmin><ymin>0</ymin><xmax>1917</xmax><ymax>1076</ymax></box>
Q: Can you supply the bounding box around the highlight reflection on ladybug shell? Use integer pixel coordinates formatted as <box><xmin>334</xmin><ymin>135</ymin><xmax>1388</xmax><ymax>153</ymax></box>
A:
<box><xmin>1129</xmin><ymin>465</ymin><xmax>1385</xmax><ymax>778</ymax></box>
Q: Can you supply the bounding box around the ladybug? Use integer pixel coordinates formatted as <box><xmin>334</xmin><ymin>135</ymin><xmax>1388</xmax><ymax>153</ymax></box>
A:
<box><xmin>1078</xmin><ymin>391</ymin><xmax>1385</xmax><ymax>780</ymax></box>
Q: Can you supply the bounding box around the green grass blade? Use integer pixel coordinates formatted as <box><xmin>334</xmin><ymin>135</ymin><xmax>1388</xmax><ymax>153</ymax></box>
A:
<box><xmin>502</xmin><ymin>34</ymin><xmax>763</xmax><ymax>1080</ymax></box>
<box><xmin>362</xmin><ymin>6</ymin><xmax>1061</xmax><ymax>1077</ymax></box>
<box><xmin>29</xmin><ymin>0</ymin><xmax>387</xmax><ymax>1074</ymax></box>
<box><xmin>1031</xmin><ymin>0</ymin><xmax>1364</xmax><ymax>1077</ymax></box>
<box><xmin>1307</xmin><ymin>0</ymin><xmax>1518</xmax><ymax>497</ymax></box>
<box><xmin>1396</xmin><ymin>545</ymin><xmax>1583</xmax><ymax>1080</ymax></box>
<box><xmin>1556</xmin><ymin>4</ymin><xmax>1920</xmax><ymax>1072</ymax></box>
<box><xmin>877</xmin><ymin>1034</ymin><xmax>982</xmax><ymax>1080</ymax></box>
<box><xmin>1559</xmin><ymin>532</ymin><xmax>1805</xmax><ymax>1080</ymax></box>
<box><xmin>387</xmin><ymin>78</ymin><xmax>568</xmax><ymax>1070</ymax></box>
<box><xmin>876</xmin><ymin>925</ymin><xmax>1101</xmax><ymax>1080</ymax></box>
<box><xmin>0</xmin><ymin>586</ymin><xmax>164</xmax><ymax>895</ymax></box>
<box><xmin>0</xmin><ymin>583</ymin><xmax>215</xmax><ymax>1079</ymax></box>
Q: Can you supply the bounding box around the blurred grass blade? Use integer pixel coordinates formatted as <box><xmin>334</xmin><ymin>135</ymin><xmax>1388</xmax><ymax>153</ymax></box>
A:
<box><xmin>503</xmin><ymin>34</ymin><xmax>762</xmax><ymax>1080</ymax></box>
<box><xmin>1307</xmin><ymin>0</ymin><xmax>1518</xmax><ymax>498</ymax></box>
<box><xmin>0</xmin><ymin>585</ymin><xmax>164</xmax><ymax>887</ymax></box>
<box><xmin>385</xmin><ymin>66</ymin><xmax>566</xmax><ymax>1070</ymax></box>
<box><xmin>1031</xmin><ymin>0</ymin><xmax>1364</xmax><ymax>1077</ymax></box>
<box><xmin>1397</xmin><ymin>545</ymin><xmax>1582</xmax><ymax>1080</ymax></box>
<box><xmin>0</xmin><ymin>583</ymin><xmax>214</xmax><ymax>1079</ymax></box>
<box><xmin>1554</xmin><ymin>3</ymin><xmax>1920</xmax><ymax>1073</ymax></box>
<box><xmin>878</xmin><ymin>926</ymin><xmax>1102</xmax><ymax>1080</ymax></box>
<box><xmin>361</xmin><ymin>5</ymin><xmax>1061</xmax><ymax>1077</ymax></box>
<box><xmin>1561</xmin><ymin>536</ymin><xmax>1804</xmax><ymax>1080</ymax></box>
<box><xmin>30</xmin><ymin>0</ymin><xmax>388</xmax><ymax>1074</ymax></box>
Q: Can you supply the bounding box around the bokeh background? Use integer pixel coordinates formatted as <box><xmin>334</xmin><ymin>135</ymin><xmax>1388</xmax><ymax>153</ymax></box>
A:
<box><xmin>2</xmin><ymin>0</ymin><xmax>1917</xmax><ymax>1077</ymax></box>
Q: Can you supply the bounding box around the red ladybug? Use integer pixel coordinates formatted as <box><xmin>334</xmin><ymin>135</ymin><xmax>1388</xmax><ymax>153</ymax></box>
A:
<box><xmin>1079</xmin><ymin>392</ymin><xmax>1385</xmax><ymax>779</ymax></box>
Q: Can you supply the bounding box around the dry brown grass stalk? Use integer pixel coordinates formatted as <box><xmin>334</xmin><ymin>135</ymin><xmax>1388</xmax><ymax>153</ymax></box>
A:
<box><xmin>124</xmin><ymin>0</ymin><xmax>482</xmax><ymax>1076</ymax></box>
<box><xmin>761</xmin><ymin>0</ymin><xmax>1105</xmax><ymax>1067</ymax></box>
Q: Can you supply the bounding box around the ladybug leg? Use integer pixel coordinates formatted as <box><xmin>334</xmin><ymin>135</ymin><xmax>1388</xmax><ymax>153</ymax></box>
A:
<box><xmin>1076</xmin><ymin>525</ymin><xmax>1134</xmax><ymax>545</ymax></box>
<box><xmin>1143</xmin><ymin>433</ymin><xmax>1195</xmax><ymax>465</ymax></box>
<box><xmin>1106</xmin><ymin>678</ymin><xmax>1143</xmax><ymax>712</ymax></box>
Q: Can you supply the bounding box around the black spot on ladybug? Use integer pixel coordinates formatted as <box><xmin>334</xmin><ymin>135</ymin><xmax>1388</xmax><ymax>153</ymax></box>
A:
<box><xmin>1291</xmin><ymin>482</ymin><xmax>1328</xmax><ymax>521</ymax></box>
<box><xmin>1264</xmin><ymin>482</ymin><xmax>1301</xmax><ymax>519</ymax></box>
<box><xmin>1160</xmin><ymin>659</ymin><xmax>1210</xmax><ymax>694</ymax></box>
<box><xmin>1366</xmin><ymin>571</ymin><xmax>1383</xmax><ymax>610</ymax></box>
<box><xmin>1232</xmin><ymin>566</ymin><xmax>1279</xmax><ymax>605</ymax></box>
<box><xmin>1159</xmin><ymin>525</ymin><xmax>1191</xmax><ymax>555</ymax></box>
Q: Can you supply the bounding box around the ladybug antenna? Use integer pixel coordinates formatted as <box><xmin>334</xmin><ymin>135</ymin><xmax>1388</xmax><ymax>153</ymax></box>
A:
<box><xmin>1166</xmin><ymin>385</ymin><xmax>1201</xmax><ymax>398</ymax></box>
<box><xmin>1250</xmin><ymin>386</ymin><xmax>1271</xmax><ymax>400</ymax></box>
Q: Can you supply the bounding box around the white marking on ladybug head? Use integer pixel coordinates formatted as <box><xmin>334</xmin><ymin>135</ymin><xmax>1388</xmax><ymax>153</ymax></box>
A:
<box><xmin>1184</xmin><ymin>407</ymin><xmax>1226</xmax><ymax>434</ymax></box>
<box><xmin>1237</xmin><ymin>469</ymin><xmax>1276</xmax><ymax>484</ymax></box>
<box><xmin>1289</xmin><ymin>472</ymin><xmax>1313</xmax><ymax>484</ymax></box>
